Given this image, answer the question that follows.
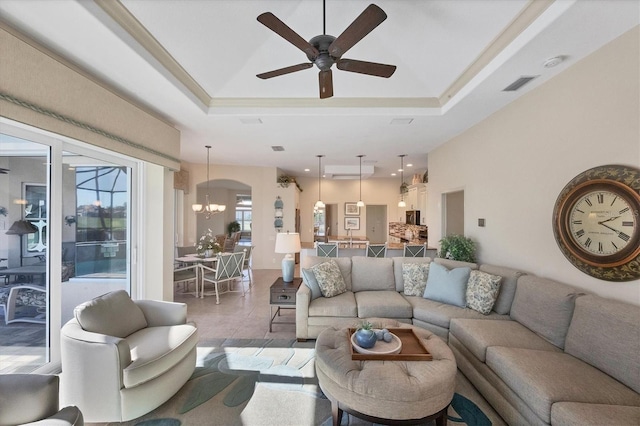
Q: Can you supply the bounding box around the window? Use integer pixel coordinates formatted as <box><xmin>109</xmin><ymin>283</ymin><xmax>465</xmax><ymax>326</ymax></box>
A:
<box><xmin>235</xmin><ymin>210</ymin><xmax>252</xmax><ymax>232</ymax></box>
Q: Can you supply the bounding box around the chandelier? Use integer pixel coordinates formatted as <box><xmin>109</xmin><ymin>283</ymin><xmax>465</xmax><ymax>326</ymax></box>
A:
<box><xmin>192</xmin><ymin>145</ymin><xmax>226</xmax><ymax>219</ymax></box>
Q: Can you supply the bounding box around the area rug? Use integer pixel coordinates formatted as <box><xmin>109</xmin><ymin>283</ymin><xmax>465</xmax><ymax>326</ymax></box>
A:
<box><xmin>101</xmin><ymin>338</ymin><xmax>505</xmax><ymax>426</ymax></box>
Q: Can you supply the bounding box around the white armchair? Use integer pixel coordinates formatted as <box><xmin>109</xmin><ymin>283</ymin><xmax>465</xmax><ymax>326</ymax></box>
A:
<box><xmin>60</xmin><ymin>290</ymin><xmax>198</xmax><ymax>423</ymax></box>
<box><xmin>0</xmin><ymin>374</ymin><xmax>83</xmax><ymax>426</ymax></box>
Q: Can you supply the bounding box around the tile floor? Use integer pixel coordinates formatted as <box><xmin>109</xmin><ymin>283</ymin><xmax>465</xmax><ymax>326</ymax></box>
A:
<box><xmin>0</xmin><ymin>267</ymin><xmax>296</xmax><ymax>373</ymax></box>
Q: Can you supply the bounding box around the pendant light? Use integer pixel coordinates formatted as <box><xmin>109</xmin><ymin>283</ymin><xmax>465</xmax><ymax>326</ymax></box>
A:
<box><xmin>192</xmin><ymin>145</ymin><xmax>226</xmax><ymax>219</ymax></box>
<box><xmin>398</xmin><ymin>154</ymin><xmax>407</xmax><ymax>208</ymax></box>
<box><xmin>314</xmin><ymin>155</ymin><xmax>325</xmax><ymax>209</ymax></box>
<box><xmin>356</xmin><ymin>155</ymin><xmax>365</xmax><ymax>207</ymax></box>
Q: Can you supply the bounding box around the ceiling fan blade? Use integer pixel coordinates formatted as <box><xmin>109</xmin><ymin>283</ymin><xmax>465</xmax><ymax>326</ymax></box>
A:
<box><xmin>336</xmin><ymin>59</ymin><xmax>396</xmax><ymax>78</ymax></box>
<box><xmin>257</xmin><ymin>12</ymin><xmax>319</xmax><ymax>59</ymax></box>
<box><xmin>257</xmin><ymin>63</ymin><xmax>314</xmax><ymax>79</ymax></box>
<box><xmin>328</xmin><ymin>4</ymin><xmax>387</xmax><ymax>59</ymax></box>
<box><xmin>319</xmin><ymin>69</ymin><xmax>333</xmax><ymax>99</ymax></box>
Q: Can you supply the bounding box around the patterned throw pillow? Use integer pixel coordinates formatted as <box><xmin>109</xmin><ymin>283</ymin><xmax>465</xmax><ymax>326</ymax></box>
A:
<box><xmin>466</xmin><ymin>270</ymin><xmax>503</xmax><ymax>315</ymax></box>
<box><xmin>312</xmin><ymin>260</ymin><xmax>347</xmax><ymax>298</ymax></box>
<box><xmin>402</xmin><ymin>263</ymin><xmax>430</xmax><ymax>296</ymax></box>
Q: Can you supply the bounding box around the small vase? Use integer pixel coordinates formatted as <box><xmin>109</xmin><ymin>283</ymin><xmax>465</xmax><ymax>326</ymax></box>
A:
<box><xmin>355</xmin><ymin>329</ymin><xmax>377</xmax><ymax>349</ymax></box>
<box><xmin>204</xmin><ymin>249</ymin><xmax>214</xmax><ymax>258</ymax></box>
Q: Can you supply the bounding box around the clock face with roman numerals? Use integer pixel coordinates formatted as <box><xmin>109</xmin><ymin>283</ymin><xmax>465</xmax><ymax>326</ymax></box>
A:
<box><xmin>553</xmin><ymin>165</ymin><xmax>640</xmax><ymax>282</ymax></box>
<box><xmin>568</xmin><ymin>190</ymin><xmax>637</xmax><ymax>256</ymax></box>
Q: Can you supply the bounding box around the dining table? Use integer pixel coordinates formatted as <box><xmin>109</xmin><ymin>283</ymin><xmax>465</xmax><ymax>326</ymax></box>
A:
<box><xmin>175</xmin><ymin>254</ymin><xmax>217</xmax><ymax>297</ymax></box>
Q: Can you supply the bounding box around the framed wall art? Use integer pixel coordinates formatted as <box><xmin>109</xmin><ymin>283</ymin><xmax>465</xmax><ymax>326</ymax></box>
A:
<box><xmin>344</xmin><ymin>202</ymin><xmax>360</xmax><ymax>216</ymax></box>
<box><xmin>344</xmin><ymin>217</ymin><xmax>360</xmax><ymax>230</ymax></box>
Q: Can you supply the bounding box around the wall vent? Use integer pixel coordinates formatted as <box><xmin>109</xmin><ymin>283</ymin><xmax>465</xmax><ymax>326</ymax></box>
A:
<box><xmin>271</xmin><ymin>146</ymin><xmax>285</xmax><ymax>151</ymax></box>
<box><xmin>503</xmin><ymin>76</ymin><xmax>538</xmax><ymax>92</ymax></box>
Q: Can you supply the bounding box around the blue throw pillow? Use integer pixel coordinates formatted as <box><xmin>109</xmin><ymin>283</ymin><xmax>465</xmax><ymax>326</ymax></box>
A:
<box><xmin>423</xmin><ymin>262</ymin><xmax>470</xmax><ymax>307</ymax></box>
<box><xmin>301</xmin><ymin>268</ymin><xmax>322</xmax><ymax>300</ymax></box>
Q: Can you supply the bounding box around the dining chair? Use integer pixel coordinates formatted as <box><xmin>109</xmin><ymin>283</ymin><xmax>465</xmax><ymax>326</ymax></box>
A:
<box><xmin>316</xmin><ymin>242</ymin><xmax>339</xmax><ymax>257</ymax></box>
<box><xmin>176</xmin><ymin>245</ymin><xmax>197</xmax><ymax>257</ymax></box>
<box><xmin>223</xmin><ymin>237</ymin><xmax>236</xmax><ymax>253</ymax></box>
<box><xmin>199</xmin><ymin>251</ymin><xmax>246</xmax><ymax>304</ymax></box>
<box><xmin>173</xmin><ymin>263</ymin><xmax>198</xmax><ymax>297</ymax></box>
<box><xmin>366</xmin><ymin>243</ymin><xmax>387</xmax><ymax>258</ymax></box>
<box><xmin>234</xmin><ymin>245</ymin><xmax>254</xmax><ymax>288</ymax></box>
<box><xmin>403</xmin><ymin>243</ymin><xmax>427</xmax><ymax>257</ymax></box>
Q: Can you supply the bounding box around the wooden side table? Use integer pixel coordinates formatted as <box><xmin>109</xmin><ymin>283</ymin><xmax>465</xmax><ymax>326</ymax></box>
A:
<box><xmin>269</xmin><ymin>277</ymin><xmax>302</xmax><ymax>331</ymax></box>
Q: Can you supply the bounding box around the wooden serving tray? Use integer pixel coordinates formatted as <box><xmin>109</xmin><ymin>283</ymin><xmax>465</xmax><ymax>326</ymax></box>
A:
<box><xmin>348</xmin><ymin>328</ymin><xmax>433</xmax><ymax>361</ymax></box>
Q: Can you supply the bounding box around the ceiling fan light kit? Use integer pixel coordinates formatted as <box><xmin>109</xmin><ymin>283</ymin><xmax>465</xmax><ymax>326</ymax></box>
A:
<box><xmin>257</xmin><ymin>1</ymin><xmax>396</xmax><ymax>99</ymax></box>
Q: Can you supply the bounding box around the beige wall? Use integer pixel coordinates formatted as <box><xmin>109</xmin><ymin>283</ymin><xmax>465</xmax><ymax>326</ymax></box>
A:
<box><xmin>295</xmin><ymin>176</ymin><xmax>404</xmax><ymax>243</ymax></box>
<box><xmin>427</xmin><ymin>26</ymin><xmax>640</xmax><ymax>304</ymax></box>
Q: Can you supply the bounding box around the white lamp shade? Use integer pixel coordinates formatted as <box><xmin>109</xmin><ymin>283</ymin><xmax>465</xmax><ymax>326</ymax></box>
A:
<box><xmin>275</xmin><ymin>232</ymin><xmax>301</xmax><ymax>254</ymax></box>
<box><xmin>314</xmin><ymin>200</ymin><xmax>325</xmax><ymax>209</ymax></box>
<box><xmin>192</xmin><ymin>203</ymin><xmax>203</xmax><ymax>212</ymax></box>
<box><xmin>398</xmin><ymin>200</ymin><xmax>406</xmax><ymax>208</ymax></box>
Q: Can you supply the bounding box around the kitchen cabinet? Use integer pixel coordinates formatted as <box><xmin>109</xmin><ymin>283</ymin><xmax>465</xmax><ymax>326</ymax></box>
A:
<box><xmin>406</xmin><ymin>186</ymin><xmax>418</xmax><ymax>210</ymax></box>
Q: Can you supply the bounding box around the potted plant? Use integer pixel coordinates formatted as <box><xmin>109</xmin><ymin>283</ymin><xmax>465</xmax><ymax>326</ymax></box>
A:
<box><xmin>354</xmin><ymin>320</ymin><xmax>377</xmax><ymax>349</ymax></box>
<box><xmin>227</xmin><ymin>220</ymin><xmax>241</xmax><ymax>236</ymax></box>
<box><xmin>438</xmin><ymin>234</ymin><xmax>476</xmax><ymax>263</ymax></box>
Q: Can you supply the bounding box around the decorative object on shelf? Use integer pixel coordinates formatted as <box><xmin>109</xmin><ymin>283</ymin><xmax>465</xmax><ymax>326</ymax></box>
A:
<box><xmin>423</xmin><ymin>170</ymin><xmax>428</xmax><ymax>183</ymax></box>
<box><xmin>353</xmin><ymin>321</ymin><xmax>377</xmax><ymax>349</ymax></box>
<box><xmin>277</xmin><ymin>175</ymin><xmax>303</xmax><ymax>192</ymax></box>
<box><xmin>552</xmin><ymin>164</ymin><xmax>640</xmax><ymax>281</ymax></box>
<box><xmin>5</xmin><ymin>220</ymin><xmax>38</xmax><ymax>266</ymax></box>
<box><xmin>344</xmin><ymin>202</ymin><xmax>359</xmax><ymax>216</ymax></box>
<box><xmin>274</xmin><ymin>231</ymin><xmax>301</xmax><ymax>282</ymax></box>
<box><xmin>274</xmin><ymin>196</ymin><xmax>284</xmax><ymax>230</ymax></box>
<box><xmin>314</xmin><ymin>155</ymin><xmax>325</xmax><ymax>209</ymax></box>
<box><xmin>196</xmin><ymin>228</ymin><xmax>222</xmax><ymax>257</ymax></box>
<box><xmin>344</xmin><ymin>217</ymin><xmax>360</xmax><ymax>230</ymax></box>
<box><xmin>412</xmin><ymin>173</ymin><xmax>422</xmax><ymax>185</ymax></box>
<box><xmin>192</xmin><ymin>145</ymin><xmax>226</xmax><ymax>219</ymax></box>
<box><xmin>356</xmin><ymin>154</ymin><xmax>365</xmax><ymax>208</ymax></box>
<box><xmin>398</xmin><ymin>155</ymin><xmax>407</xmax><ymax>207</ymax></box>
<box><xmin>438</xmin><ymin>234</ymin><xmax>476</xmax><ymax>263</ymax></box>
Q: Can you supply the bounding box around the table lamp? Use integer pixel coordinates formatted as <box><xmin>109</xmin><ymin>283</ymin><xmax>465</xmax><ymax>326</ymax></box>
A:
<box><xmin>275</xmin><ymin>232</ymin><xmax>301</xmax><ymax>282</ymax></box>
<box><xmin>6</xmin><ymin>220</ymin><xmax>38</xmax><ymax>266</ymax></box>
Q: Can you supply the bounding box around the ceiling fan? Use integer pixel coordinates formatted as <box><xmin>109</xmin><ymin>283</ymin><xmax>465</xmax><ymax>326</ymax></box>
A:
<box><xmin>0</xmin><ymin>168</ymin><xmax>9</xmax><ymax>174</ymax></box>
<box><xmin>256</xmin><ymin>1</ymin><xmax>396</xmax><ymax>99</ymax></box>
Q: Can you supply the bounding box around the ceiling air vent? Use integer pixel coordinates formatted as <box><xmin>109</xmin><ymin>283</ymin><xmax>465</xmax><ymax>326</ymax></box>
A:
<box><xmin>503</xmin><ymin>76</ymin><xmax>538</xmax><ymax>92</ymax></box>
<box><xmin>271</xmin><ymin>146</ymin><xmax>285</xmax><ymax>152</ymax></box>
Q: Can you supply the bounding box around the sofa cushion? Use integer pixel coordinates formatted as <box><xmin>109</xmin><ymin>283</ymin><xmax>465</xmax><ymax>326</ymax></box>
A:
<box><xmin>402</xmin><ymin>263</ymin><xmax>429</xmax><ymax>296</ymax></box>
<box><xmin>486</xmin><ymin>347</ymin><xmax>640</xmax><ymax>424</ymax></box>
<box><xmin>392</xmin><ymin>257</ymin><xmax>431</xmax><ymax>292</ymax></box>
<box><xmin>449</xmin><ymin>318</ymin><xmax>561</xmax><ymax>362</ymax></box>
<box><xmin>351</xmin><ymin>256</ymin><xmax>395</xmax><ymax>292</ymax></box>
<box><xmin>564</xmin><ymin>295</ymin><xmax>640</xmax><ymax>393</ymax></box>
<box><xmin>551</xmin><ymin>403</ymin><xmax>640</xmax><ymax>426</ymax></box>
<box><xmin>301</xmin><ymin>268</ymin><xmax>322</xmax><ymax>300</ymax></box>
<box><xmin>123</xmin><ymin>323</ymin><xmax>198</xmax><ymax>388</ymax></box>
<box><xmin>479</xmin><ymin>264</ymin><xmax>526</xmax><ymax>315</ymax></box>
<box><xmin>312</xmin><ymin>260</ymin><xmax>347</xmax><ymax>297</ymax></box>
<box><xmin>302</xmin><ymin>256</ymin><xmax>352</xmax><ymax>291</ymax></box>
<box><xmin>309</xmin><ymin>291</ymin><xmax>357</xmax><ymax>317</ymax></box>
<box><xmin>407</xmin><ymin>296</ymin><xmax>510</xmax><ymax>329</ymax></box>
<box><xmin>432</xmin><ymin>258</ymin><xmax>478</xmax><ymax>270</ymax></box>
<box><xmin>355</xmin><ymin>291</ymin><xmax>412</xmax><ymax>319</ymax></box>
<box><xmin>509</xmin><ymin>276</ymin><xmax>583</xmax><ymax>349</ymax></box>
<box><xmin>466</xmin><ymin>270</ymin><xmax>502</xmax><ymax>315</ymax></box>
<box><xmin>423</xmin><ymin>262</ymin><xmax>470</xmax><ymax>307</ymax></box>
<box><xmin>74</xmin><ymin>290</ymin><xmax>148</xmax><ymax>338</ymax></box>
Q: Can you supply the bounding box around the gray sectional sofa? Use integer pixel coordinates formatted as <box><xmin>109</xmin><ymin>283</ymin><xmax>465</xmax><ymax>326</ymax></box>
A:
<box><xmin>296</xmin><ymin>255</ymin><xmax>640</xmax><ymax>425</ymax></box>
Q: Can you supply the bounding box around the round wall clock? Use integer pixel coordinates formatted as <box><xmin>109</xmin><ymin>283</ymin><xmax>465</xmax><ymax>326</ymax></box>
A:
<box><xmin>553</xmin><ymin>164</ymin><xmax>640</xmax><ymax>281</ymax></box>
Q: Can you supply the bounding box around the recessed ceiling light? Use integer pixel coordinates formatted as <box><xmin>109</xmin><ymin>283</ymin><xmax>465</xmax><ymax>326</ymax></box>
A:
<box><xmin>391</xmin><ymin>173</ymin><xmax>396</xmax><ymax>176</ymax></box>
<box><xmin>304</xmin><ymin>168</ymin><xmax>310</xmax><ymax>172</ymax></box>
<box><xmin>407</xmin><ymin>163</ymin><xmax>413</xmax><ymax>167</ymax></box>
<box><xmin>390</xmin><ymin>118</ymin><xmax>413</xmax><ymax>125</ymax></box>
<box><xmin>240</xmin><ymin>118</ymin><xmax>262</xmax><ymax>124</ymax></box>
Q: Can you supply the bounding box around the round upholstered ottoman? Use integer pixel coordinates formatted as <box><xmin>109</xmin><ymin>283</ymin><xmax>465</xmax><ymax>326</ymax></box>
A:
<box><xmin>315</xmin><ymin>319</ymin><xmax>456</xmax><ymax>426</ymax></box>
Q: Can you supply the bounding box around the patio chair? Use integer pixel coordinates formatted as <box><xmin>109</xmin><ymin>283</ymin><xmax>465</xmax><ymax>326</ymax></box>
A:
<box><xmin>199</xmin><ymin>251</ymin><xmax>246</xmax><ymax>304</ymax></box>
<box><xmin>316</xmin><ymin>242</ymin><xmax>339</xmax><ymax>257</ymax></box>
<box><xmin>366</xmin><ymin>243</ymin><xmax>387</xmax><ymax>258</ymax></box>
<box><xmin>403</xmin><ymin>243</ymin><xmax>427</xmax><ymax>257</ymax></box>
<box><xmin>234</xmin><ymin>245</ymin><xmax>254</xmax><ymax>288</ymax></box>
